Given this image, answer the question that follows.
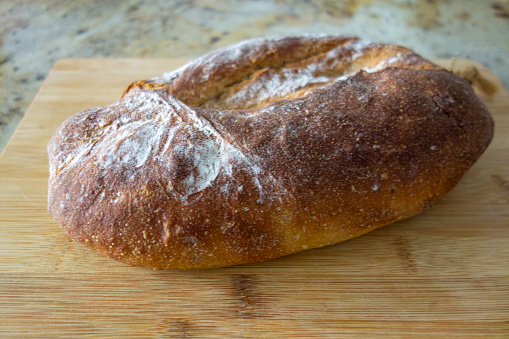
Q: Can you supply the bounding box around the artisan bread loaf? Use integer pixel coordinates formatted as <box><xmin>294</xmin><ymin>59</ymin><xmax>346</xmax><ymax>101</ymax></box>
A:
<box><xmin>47</xmin><ymin>35</ymin><xmax>494</xmax><ymax>269</ymax></box>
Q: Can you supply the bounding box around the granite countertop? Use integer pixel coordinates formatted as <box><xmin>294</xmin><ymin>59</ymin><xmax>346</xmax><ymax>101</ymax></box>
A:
<box><xmin>1</xmin><ymin>0</ymin><xmax>508</xmax><ymax>155</ymax></box>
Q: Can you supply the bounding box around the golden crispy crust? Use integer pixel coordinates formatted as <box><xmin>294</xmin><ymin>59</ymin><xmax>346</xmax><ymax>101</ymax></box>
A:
<box><xmin>47</xmin><ymin>35</ymin><xmax>494</xmax><ymax>269</ymax></box>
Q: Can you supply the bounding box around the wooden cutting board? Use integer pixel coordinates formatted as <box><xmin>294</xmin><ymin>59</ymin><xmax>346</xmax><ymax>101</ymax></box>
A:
<box><xmin>1</xmin><ymin>58</ymin><xmax>508</xmax><ymax>338</ymax></box>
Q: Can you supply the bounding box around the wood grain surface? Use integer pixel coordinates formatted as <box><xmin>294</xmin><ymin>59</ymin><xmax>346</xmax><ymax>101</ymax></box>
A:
<box><xmin>0</xmin><ymin>58</ymin><xmax>508</xmax><ymax>338</ymax></box>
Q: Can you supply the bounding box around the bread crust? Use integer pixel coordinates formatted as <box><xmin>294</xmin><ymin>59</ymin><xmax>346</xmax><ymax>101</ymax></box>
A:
<box><xmin>47</xmin><ymin>35</ymin><xmax>494</xmax><ymax>269</ymax></box>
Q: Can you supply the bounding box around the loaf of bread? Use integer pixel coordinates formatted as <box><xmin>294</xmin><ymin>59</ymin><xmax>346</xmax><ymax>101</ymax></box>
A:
<box><xmin>47</xmin><ymin>35</ymin><xmax>494</xmax><ymax>269</ymax></box>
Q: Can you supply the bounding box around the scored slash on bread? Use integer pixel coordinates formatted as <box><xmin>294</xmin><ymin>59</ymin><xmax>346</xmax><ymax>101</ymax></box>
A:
<box><xmin>47</xmin><ymin>35</ymin><xmax>494</xmax><ymax>269</ymax></box>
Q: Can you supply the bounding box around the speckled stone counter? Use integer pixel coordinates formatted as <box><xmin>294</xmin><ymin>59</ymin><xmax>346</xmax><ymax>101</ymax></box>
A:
<box><xmin>1</xmin><ymin>0</ymin><xmax>508</xmax><ymax>154</ymax></box>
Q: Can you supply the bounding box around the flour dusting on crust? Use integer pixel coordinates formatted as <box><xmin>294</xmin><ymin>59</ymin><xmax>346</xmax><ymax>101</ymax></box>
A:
<box><xmin>50</xmin><ymin>36</ymin><xmax>417</xmax><ymax>201</ymax></box>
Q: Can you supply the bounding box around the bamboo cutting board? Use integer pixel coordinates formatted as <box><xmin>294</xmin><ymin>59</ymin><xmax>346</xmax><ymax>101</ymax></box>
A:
<box><xmin>0</xmin><ymin>58</ymin><xmax>508</xmax><ymax>338</ymax></box>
